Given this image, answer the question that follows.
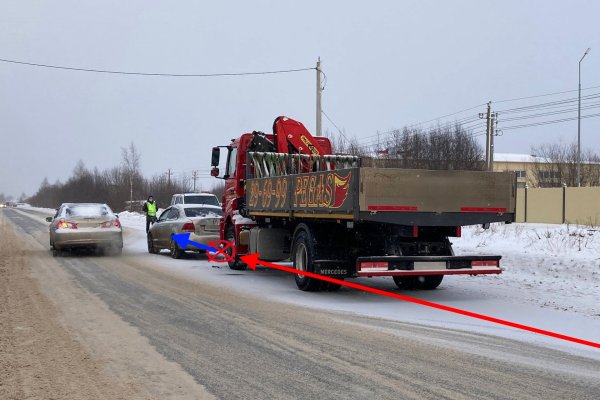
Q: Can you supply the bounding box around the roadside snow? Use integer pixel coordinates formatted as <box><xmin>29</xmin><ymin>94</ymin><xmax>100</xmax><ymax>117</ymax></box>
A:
<box><xmin>453</xmin><ymin>223</ymin><xmax>600</xmax><ymax>318</ymax></box>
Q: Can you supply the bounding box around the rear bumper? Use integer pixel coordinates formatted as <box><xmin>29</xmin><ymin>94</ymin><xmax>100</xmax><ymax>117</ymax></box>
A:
<box><xmin>184</xmin><ymin>232</ymin><xmax>220</xmax><ymax>251</ymax></box>
<box><xmin>355</xmin><ymin>255</ymin><xmax>502</xmax><ymax>277</ymax></box>
<box><xmin>52</xmin><ymin>229</ymin><xmax>123</xmax><ymax>248</ymax></box>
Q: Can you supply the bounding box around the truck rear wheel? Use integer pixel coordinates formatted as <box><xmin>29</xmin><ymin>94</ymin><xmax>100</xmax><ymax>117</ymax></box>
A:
<box><xmin>292</xmin><ymin>226</ymin><xmax>322</xmax><ymax>292</ymax></box>
<box><xmin>226</xmin><ymin>224</ymin><xmax>246</xmax><ymax>270</ymax></box>
<box><xmin>417</xmin><ymin>275</ymin><xmax>444</xmax><ymax>290</ymax></box>
<box><xmin>392</xmin><ymin>276</ymin><xmax>418</xmax><ymax>289</ymax></box>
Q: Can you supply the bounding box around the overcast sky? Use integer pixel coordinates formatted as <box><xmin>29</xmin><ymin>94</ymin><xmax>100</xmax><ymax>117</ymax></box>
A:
<box><xmin>1</xmin><ymin>1</ymin><xmax>599</xmax><ymax>199</ymax></box>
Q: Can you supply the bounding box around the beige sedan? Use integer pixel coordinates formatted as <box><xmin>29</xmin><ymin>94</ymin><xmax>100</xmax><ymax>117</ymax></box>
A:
<box><xmin>147</xmin><ymin>204</ymin><xmax>222</xmax><ymax>258</ymax></box>
<box><xmin>47</xmin><ymin>203</ymin><xmax>123</xmax><ymax>256</ymax></box>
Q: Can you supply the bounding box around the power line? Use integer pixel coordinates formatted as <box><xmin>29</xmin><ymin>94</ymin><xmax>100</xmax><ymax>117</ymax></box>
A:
<box><xmin>0</xmin><ymin>57</ymin><xmax>315</xmax><ymax>77</ymax></box>
<box><xmin>403</xmin><ymin>103</ymin><xmax>487</xmax><ymax>128</ymax></box>
<box><xmin>354</xmin><ymin>109</ymin><xmax>484</xmax><ymax>145</ymax></box>
<box><xmin>499</xmin><ymin>102</ymin><xmax>600</xmax><ymax>123</ymax></box>
<box><xmin>494</xmin><ymin>84</ymin><xmax>600</xmax><ymax>103</ymax></box>
<box><xmin>500</xmin><ymin>112</ymin><xmax>600</xmax><ymax>131</ymax></box>
<box><xmin>322</xmin><ymin>109</ymin><xmax>351</xmax><ymax>143</ymax></box>
<box><xmin>497</xmin><ymin>92</ymin><xmax>600</xmax><ymax>114</ymax></box>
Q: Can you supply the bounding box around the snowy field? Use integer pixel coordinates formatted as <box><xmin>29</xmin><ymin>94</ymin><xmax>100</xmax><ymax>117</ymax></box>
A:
<box><xmin>15</xmin><ymin>207</ymin><xmax>600</xmax><ymax>360</ymax></box>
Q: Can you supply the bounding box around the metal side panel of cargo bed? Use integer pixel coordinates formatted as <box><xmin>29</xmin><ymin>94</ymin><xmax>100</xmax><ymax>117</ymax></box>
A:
<box><xmin>357</xmin><ymin>168</ymin><xmax>516</xmax><ymax>226</ymax></box>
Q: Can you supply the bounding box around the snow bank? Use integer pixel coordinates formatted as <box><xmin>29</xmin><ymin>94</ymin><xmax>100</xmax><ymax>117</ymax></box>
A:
<box><xmin>453</xmin><ymin>223</ymin><xmax>600</xmax><ymax>317</ymax></box>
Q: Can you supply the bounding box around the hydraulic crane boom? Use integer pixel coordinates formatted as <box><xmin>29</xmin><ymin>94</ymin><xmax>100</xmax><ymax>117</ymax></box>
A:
<box><xmin>272</xmin><ymin>116</ymin><xmax>327</xmax><ymax>156</ymax></box>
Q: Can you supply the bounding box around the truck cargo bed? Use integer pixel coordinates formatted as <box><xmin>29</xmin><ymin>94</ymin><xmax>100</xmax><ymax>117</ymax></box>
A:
<box><xmin>246</xmin><ymin>164</ymin><xmax>516</xmax><ymax>226</ymax></box>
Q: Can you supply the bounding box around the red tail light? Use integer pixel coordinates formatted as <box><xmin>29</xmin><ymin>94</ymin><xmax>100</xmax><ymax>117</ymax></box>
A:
<box><xmin>359</xmin><ymin>261</ymin><xmax>389</xmax><ymax>270</ymax></box>
<box><xmin>57</xmin><ymin>220</ymin><xmax>77</xmax><ymax>229</ymax></box>
<box><xmin>472</xmin><ymin>260</ymin><xmax>498</xmax><ymax>267</ymax></box>
<box><xmin>101</xmin><ymin>220</ymin><xmax>121</xmax><ymax>228</ymax></box>
<box><xmin>182</xmin><ymin>222</ymin><xmax>195</xmax><ymax>232</ymax></box>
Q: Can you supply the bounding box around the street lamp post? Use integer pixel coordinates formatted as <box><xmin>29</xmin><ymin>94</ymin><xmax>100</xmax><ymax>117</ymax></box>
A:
<box><xmin>577</xmin><ymin>47</ymin><xmax>591</xmax><ymax>187</ymax></box>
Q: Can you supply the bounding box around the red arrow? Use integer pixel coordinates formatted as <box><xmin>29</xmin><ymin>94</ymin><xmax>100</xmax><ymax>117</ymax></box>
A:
<box><xmin>240</xmin><ymin>253</ymin><xmax>600</xmax><ymax>349</ymax></box>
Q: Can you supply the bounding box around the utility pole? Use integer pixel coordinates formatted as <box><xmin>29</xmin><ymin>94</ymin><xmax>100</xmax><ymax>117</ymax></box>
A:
<box><xmin>577</xmin><ymin>47</ymin><xmax>591</xmax><ymax>187</ymax></box>
<box><xmin>316</xmin><ymin>57</ymin><xmax>322</xmax><ymax>136</ymax></box>
<box><xmin>490</xmin><ymin>112</ymin><xmax>498</xmax><ymax>170</ymax></box>
<box><xmin>166</xmin><ymin>168</ymin><xmax>172</xmax><ymax>187</ymax></box>
<box><xmin>192</xmin><ymin>170</ymin><xmax>198</xmax><ymax>192</ymax></box>
<box><xmin>480</xmin><ymin>101</ymin><xmax>492</xmax><ymax>171</ymax></box>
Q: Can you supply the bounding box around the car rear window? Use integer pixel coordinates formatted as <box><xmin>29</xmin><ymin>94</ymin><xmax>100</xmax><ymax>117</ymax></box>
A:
<box><xmin>65</xmin><ymin>204</ymin><xmax>112</xmax><ymax>217</ymax></box>
<box><xmin>184</xmin><ymin>208</ymin><xmax>223</xmax><ymax>218</ymax></box>
<box><xmin>183</xmin><ymin>195</ymin><xmax>219</xmax><ymax>206</ymax></box>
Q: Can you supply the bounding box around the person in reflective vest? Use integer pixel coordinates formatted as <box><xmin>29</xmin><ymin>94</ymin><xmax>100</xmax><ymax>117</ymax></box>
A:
<box><xmin>143</xmin><ymin>195</ymin><xmax>158</xmax><ymax>233</ymax></box>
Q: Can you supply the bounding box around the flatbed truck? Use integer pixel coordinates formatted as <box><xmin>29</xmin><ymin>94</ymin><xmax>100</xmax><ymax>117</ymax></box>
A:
<box><xmin>210</xmin><ymin>116</ymin><xmax>516</xmax><ymax>291</ymax></box>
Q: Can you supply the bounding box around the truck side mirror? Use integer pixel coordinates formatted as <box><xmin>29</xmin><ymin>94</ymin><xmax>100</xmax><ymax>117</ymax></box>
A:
<box><xmin>211</xmin><ymin>167</ymin><xmax>220</xmax><ymax>177</ymax></box>
<box><xmin>211</xmin><ymin>147</ymin><xmax>220</xmax><ymax>167</ymax></box>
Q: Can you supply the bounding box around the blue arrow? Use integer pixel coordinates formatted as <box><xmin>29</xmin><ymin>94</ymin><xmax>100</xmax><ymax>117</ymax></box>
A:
<box><xmin>171</xmin><ymin>233</ymin><xmax>218</xmax><ymax>252</ymax></box>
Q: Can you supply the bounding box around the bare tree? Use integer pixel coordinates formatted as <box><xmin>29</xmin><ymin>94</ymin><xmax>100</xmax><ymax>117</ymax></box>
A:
<box><xmin>209</xmin><ymin>180</ymin><xmax>225</xmax><ymax>202</ymax></box>
<box><xmin>331</xmin><ymin>122</ymin><xmax>483</xmax><ymax>170</ymax></box>
<box><xmin>530</xmin><ymin>141</ymin><xmax>600</xmax><ymax>187</ymax></box>
<box><xmin>121</xmin><ymin>142</ymin><xmax>141</xmax><ymax>205</ymax></box>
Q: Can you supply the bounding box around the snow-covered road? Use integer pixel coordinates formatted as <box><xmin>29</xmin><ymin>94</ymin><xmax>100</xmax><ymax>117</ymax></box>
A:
<box><xmin>22</xmin><ymin>207</ymin><xmax>600</xmax><ymax>360</ymax></box>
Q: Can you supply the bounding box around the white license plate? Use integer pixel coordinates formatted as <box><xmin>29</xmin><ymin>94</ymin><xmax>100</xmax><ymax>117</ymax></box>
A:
<box><xmin>413</xmin><ymin>261</ymin><xmax>446</xmax><ymax>270</ymax></box>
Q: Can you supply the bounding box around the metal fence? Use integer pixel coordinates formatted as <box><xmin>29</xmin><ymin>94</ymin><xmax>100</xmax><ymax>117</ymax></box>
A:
<box><xmin>516</xmin><ymin>186</ymin><xmax>600</xmax><ymax>225</ymax></box>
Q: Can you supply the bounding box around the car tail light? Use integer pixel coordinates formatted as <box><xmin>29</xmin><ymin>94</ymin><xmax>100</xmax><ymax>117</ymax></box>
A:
<box><xmin>57</xmin><ymin>220</ymin><xmax>77</xmax><ymax>229</ymax></box>
<box><xmin>182</xmin><ymin>221</ymin><xmax>195</xmax><ymax>232</ymax></box>
<box><xmin>101</xmin><ymin>220</ymin><xmax>121</xmax><ymax>228</ymax></box>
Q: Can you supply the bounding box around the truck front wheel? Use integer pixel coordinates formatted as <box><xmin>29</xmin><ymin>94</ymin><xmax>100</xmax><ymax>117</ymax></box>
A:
<box><xmin>292</xmin><ymin>227</ymin><xmax>322</xmax><ymax>292</ymax></box>
<box><xmin>226</xmin><ymin>224</ymin><xmax>246</xmax><ymax>270</ymax></box>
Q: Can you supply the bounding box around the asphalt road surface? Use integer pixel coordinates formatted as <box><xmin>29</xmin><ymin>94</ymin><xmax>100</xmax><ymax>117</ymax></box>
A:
<box><xmin>2</xmin><ymin>208</ymin><xmax>599</xmax><ymax>400</ymax></box>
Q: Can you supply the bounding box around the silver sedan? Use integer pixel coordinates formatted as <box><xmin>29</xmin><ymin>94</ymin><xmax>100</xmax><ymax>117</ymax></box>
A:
<box><xmin>46</xmin><ymin>203</ymin><xmax>123</xmax><ymax>256</ymax></box>
<box><xmin>147</xmin><ymin>204</ymin><xmax>222</xmax><ymax>258</ymax></box>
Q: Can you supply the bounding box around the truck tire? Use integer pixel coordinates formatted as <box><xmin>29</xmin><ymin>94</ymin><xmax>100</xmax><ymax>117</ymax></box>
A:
<box><xmin>226</xmin><ymin>224</ymin><xmax>246</xmax><ymax>270</ymax></box>
<box><xmin>292</xmin><ymin>226</ymin><xmax>322</xmax><ymax>291</ymax></box>
<box><xmin>322</xmin><ymin>281</ymin><xmax>342</xmax><ymax>291</ymax></box>
<box><xmin>392</xmin><ymin>276</ymin><xmax>419</xmax><ymax>289</ymax></box>
<box><xmin>416</xmin><ymin>275</ymin><xmax>444</xmax><ymax>290</ymax></box>
<box><xmin>393</xmin><ymin>275</ymin><xmax>444</xmax><ymax>290</ymax></box>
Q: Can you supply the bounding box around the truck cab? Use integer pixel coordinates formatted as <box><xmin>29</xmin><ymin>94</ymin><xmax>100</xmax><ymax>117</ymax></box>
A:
<box><xmin>211</xmin><ymin>129</ymin><xmax>334</xmax><ymax>269</ymax></box>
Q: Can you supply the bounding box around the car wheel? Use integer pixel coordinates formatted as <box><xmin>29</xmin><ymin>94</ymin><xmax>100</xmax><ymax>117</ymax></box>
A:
<box><xmin>52</xmin><ymin>247</ymin><xmax>61</xmax><ymax>257</ymax></box>
<box><xmin>147</xmin><ymin>234</ymin><xmax>159</xmax><ymax>254</ymax></box>
<box><xmin>170</xmin><ymin>238</ymin><xmax>184</xmax><ymax>259</ymax></box>
<box><xmin>225</xmin><ymin>224</ymin><xmax>246</xmax><ymax>270</ymax></box>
